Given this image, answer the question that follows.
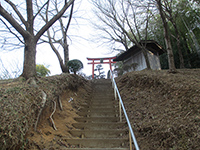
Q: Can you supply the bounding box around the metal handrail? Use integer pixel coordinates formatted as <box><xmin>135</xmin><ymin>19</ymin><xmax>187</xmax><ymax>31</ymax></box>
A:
<box><xmin>110</xmin><ymin>71</ymin><xmax>140</xmax><ymax>150</ymax></box>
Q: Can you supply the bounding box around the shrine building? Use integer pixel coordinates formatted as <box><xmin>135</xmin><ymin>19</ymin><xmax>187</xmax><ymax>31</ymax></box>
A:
<box><xmin>114</xmin><ymin>40</ymin><xmax>166</xmax><ymax>72</ymax></box>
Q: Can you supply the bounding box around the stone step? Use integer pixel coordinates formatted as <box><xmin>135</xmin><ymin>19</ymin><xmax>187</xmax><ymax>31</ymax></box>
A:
<box><xmin>74</xmin><ymin>117</ymin><xmax>119</xmax><ymax>123</ymax></box>
<box><xmin>79</xmin><ymin>108</ymin><xmax>118</xmax><ymax>113</ymax></box>
<box><xmin>63</xmin><ymin>148</ymin><xmax>129</xmax><ymax>150</ymax></box>
<box><xmin>92</xmin><ymin>90</ymin><xmax>113</xmax><ymax>92</ymax></box>
<box><xmin>84</xmin><ymin>103</ymin><xmax>116</xmax><ymax>107</ymax></box>
<box><xmin>72</xmin><ymin>122</ymin><xmax>127</xmax><ymax>130</ymax></box>
<box><xmin>93</xmin><ymin>86</ymin><xmax>112</xmax><ymax>89</ymax></box>
<box><xmin>91</xmin><ymin>94</ymin><xmax>114</xmax><ymax>97</ymax></box>
<box><xmin>88</xmin><ymin>104</ymin><xmax>117</xmax><ymax>108</ymax></box>
<box><xmin>92</xmin><ymin>80</ymin><xmax>112</xmax><ymax>84</ymax></box>
<box><xmin>91</xmin><ymin>98</ymin><xmax>115</xmax><ymax>102</ymax></box>
<box><xmin>92</xmin><ymin>93</ymin><xmax>114</xmax><ymax>96</ymax></box>
<box><xmin>90</xmin><ymin>106</ymin><xmax>118</xmax><ymax>109</ymax></box>
<box><xmin>91</xmin><ymin>98</ymin><xmax>114</xmax><ymax>101</ymax></box>
<box><xmin>68</xmin><ymin>129</ymin><xmax>128</xmax><ymax>138</ymax></box>
<box><xmin>80</xmin><ymin>104</ymin><xmax>117</xmax><ymax>109</ymax></box>
<box><xmin>89</xmin><ymin>102</ymin><xmax>117</xmax><ymax>106</ymax></box>
<box><xmin>93</xmin><ymin>84</ymin><xmax>112</xmax><ymax>87</ymax></box>
<box><xmin>63</xmin><ymin>138</ymin><xmax>128</xmax><ymax>148</ymax></box>
<box><xmin>77</xmin><ymin>111</ymin><xmax>118</xmax><ymax>117</ymax></box>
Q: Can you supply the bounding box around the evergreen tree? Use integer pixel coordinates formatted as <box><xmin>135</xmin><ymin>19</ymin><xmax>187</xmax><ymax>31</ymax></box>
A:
<box><xmin>94</xmin><ymin>64</ymin><xmax>105</xmax><ymax>79</ymax></box>
<box><xmin>67</xmin><ymin>59</ymin><xmax>83</xmax><ymax>75</ymax></box>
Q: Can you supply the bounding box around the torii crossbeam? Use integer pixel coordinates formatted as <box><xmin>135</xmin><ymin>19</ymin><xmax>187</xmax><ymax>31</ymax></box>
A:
<box><xmin>87</xmin><ymin>56</ymin><xmax>116</xmax><ymax>79</ymax></box>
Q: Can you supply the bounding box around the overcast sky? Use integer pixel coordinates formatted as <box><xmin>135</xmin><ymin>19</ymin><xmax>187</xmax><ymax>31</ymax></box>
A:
<box><xmin>0</xmin><ymin>0</ymin><xmax>120</xmax><ymax>77</ymax></box>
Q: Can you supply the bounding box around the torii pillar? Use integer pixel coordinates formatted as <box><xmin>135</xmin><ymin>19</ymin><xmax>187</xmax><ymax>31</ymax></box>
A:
<box><xmin>87</xmin><ymin>56</ymin><xmax>116</xmax><ymax>79</ymax></box>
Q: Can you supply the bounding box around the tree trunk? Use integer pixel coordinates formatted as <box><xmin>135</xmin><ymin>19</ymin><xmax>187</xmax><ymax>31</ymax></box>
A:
<box><xmin>181</xmin><ymin>13</ymin><xmax>200</xmax><ymax>59</ymax></box>
<box><xmin>142</xmin><ymin>48</ymin><xmax>151</xmax><ymax>69</ymax></box>
<box><xmin>176</xmin><ymin>32</ymin><xmax>185</xmax><ymax>68</ymax></box>
<box><xmin>157</xmin><ymin>0</ymin><xmax>176</xmax><ymax>73</ymax></box>
<box><xmin>22</xmin><ymin>37</ymin><xmax>37</xmax><ymax>79</ymax></box>
<box><xmin>63</xmin><ymin>31</ymin><xmax>69</xmax><ymax>73</ymax></box>
<box><xmin>172</xmin><ymin>21</ymin><xmax>185</xmax><ymax>68</ymax></box>
<box><xmin>165</xmin><ymin>0</ymin><xmax>185</xmax><ymax>68</ymax></box>
<box><xmin>165</xmin><ymin>37</ymin><xmax>176</xmax><ymax>72</ymax></box>
<box><xmin>183</xmin><ymin>36</ymin><xmax>192</xmax><ymax>68</ymax></box>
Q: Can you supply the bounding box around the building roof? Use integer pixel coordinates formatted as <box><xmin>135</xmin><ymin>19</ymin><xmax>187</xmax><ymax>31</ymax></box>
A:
<box><xmin>114</xmin><ymin>40</ymin><xmax>166</xmax><ymax>61</ymax></box>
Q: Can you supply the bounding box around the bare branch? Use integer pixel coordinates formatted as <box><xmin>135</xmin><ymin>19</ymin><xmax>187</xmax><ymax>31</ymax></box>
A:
<box><xmin>35</xmin><ymin>0</ymin><xmax>75</xmax><ymax>42</ymax></box>
<box><xmin>33</xmin><ymin>0</ymin><xmax>50</xmax><ymax>20</ymax></box>
<box><xmin>65</xmin><ymin>0</ymin><xmax>74</xmax><ymax>33</ymax></box>
<box><xmin>4</xmin><ymin>0</ymin><xmax>27</xmax><ymax>26</ymax></box>
<box><xmin>0</xmin><ymin>18</ymin><xmax>24</xmax><ymax>44</ymax></box>
<box><xmin>0</xmin><ymin>5</ymin><xmax>29</xmax><ymax>38</ymax></box>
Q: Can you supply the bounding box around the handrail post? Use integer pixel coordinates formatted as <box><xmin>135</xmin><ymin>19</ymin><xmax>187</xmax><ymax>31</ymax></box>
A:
<box><xmin>119</xmin><ymin>100</ymin><xmax>122</xmax><ymax>122</ymax></box>
<box><xmin>129</xmin><ymin>130</ymin><xmax>133</xmax><ymax>150</ymax></box>
<box><xmin>114</xmin><ymin>88</ymin><xmax>117</xmax><ymax>100</ymax></box>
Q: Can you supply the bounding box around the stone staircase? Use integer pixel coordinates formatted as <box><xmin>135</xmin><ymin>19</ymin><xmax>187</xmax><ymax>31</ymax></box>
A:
<box><xmin>65</xmin><ymin>79</ymin><xmax>129</xmax><ymax>150</ymax></box>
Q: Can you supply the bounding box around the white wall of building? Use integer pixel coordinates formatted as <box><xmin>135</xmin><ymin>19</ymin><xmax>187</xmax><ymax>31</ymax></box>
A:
<box><xmin>123</xmin><ymin>50</ymin><xmax>161</xmax><ymax>72</ymax></box>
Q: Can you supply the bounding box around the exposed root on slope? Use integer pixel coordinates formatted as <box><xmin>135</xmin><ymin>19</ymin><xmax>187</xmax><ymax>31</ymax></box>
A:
<box><xmin>49</xmin><ymin>100</ymin><xmax>57</xmax><ymax>130</ymax></box>
<box><xmin>34</xmin><ymin>90</ymin><xmax>47</xmax><ymax>131</ymax></box>
<box><xmin>57</xmin><ymin>95</ymin><xmax>63</xmax><ymax>111</ymax></box>
<box><xmin>0</xmin><ymin>74</ymin><xmax>92</xmax><ymax>149</ymax></box>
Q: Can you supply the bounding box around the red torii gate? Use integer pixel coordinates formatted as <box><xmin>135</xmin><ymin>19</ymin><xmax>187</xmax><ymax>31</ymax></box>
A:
<box><xmin>87</xmin><ymin>56</ymin><xmax>116</xmax><ymax>79</ymax></box>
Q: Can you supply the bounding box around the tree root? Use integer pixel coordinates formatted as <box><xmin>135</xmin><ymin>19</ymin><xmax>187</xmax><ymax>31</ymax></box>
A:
<box><xmin>57</xmin><ymin>140</ymin><xmax>68</xmax><ymax>148</ymax></box>
<box><xmin>50</xmin><ymin>100</ymin><xmax>57</xmax><ymax>130</ymax></box>
<box><xmin>26</xmin><ymin>77</ymin><xmax>58</xmax><ymax>131</ymax></box>
<box><xmin>57</xmin><ymin>96</ymin><xmax>63</xmax><ymax>111</ymax></box>
<box><xmin>33</xmin><ymin>141</ymin><xmax>42</xmax><ymax>150</ymax></box>
<box><xmin>26</xmin><ymin>77</ymin><xmax>38</xmax><ymax>87</ymax></box>
<box><xmin>34</xmin><ymin>90</ymin><xmax>47</xmax><ymax>131</ymax></box>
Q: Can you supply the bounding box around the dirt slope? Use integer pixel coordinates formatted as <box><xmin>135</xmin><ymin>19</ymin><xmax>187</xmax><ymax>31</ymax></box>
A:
<box><xmin>0</xmin><ymin>74</ymin><xmax>92</xmax><ymax>149</ymax></box>
<box><xmin>116</xmin><ymin>69</ymin><xmax>200</xmax><ymax>150</ymax></box>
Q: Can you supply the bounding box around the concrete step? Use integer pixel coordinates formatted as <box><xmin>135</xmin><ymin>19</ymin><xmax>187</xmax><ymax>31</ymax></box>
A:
<box><xmin>63</xmin><ymin>148</ymin><xmax>129</xmax><ymax>150</ymax></box>
<box><xmin>89</xmin><ymin>99</ymin><xmax>116</xmax><ymax>103</ymax></box>
<box><xmin>89</xmin><ymin>102</ymin><xmax>117</xmax><ymax>106</ymax></box>
<box><xmin>90</xmin><ymin>96</ymin><xmax>115</xmax><ymax>103</ymax></box>
<box><xmin>92</xmin><ymin>79</ymin><xmax>112</xmax><ymax>84</ymax></box>
<box><xmin>74</xmin><ymin>117</ymin><xmax>120</xmax><ymax>123</ymax></box>
<box><xmin>92</xmin><ymin>93</ymin><xmax>113</xmax><ymax>96</ymax></box>
<box><xmin>91</xmin><ymin>94</ymin><xmax>114</xmax><ymax>97</ymax></box>
<box><xmin>93</xmin><ymin>86</ymin><xmax>112</xmax><ymax>89</ymax></box>
<box><xmin>90</xmin><ymin>98</ymin><xmax>115</xmax><ymax>102</ymax></box>
<box><xmin>77</xmin><ymin>111</ymin><xmax>118</xmax><ymax>117</ymax></box>
<box><xmin>80</xmin><ymin>104</ymin><xmax>117</xmax><ymax>109</ymax></box>
<box><xmin>79</xmin><ymin>108</ymin><xmax>118</xmax><ymax>113</ymax></box>
<box><xmin>72</xmin><ymin>122</ymin><xmax>127</xmax><ymax>130</ymax></box>
<box><xmin>93</xmin><ymin>88</ymin><xmax>112</xmax><ymax>91</ymax></box>
<box><xmin>84</xmin><ymin>103</ymin><xmax>116</xmax><ymax>107</ymax></box>
<box><xmin>89</xmin><ymin>106</ymin><xmax>118</xmax><ymax>109</ymax></box>
<box><xmin>64</xmin><ymin>138</ymin><xmax>128</xmax><ymax>148</ymax></box>
<box><xmin>68</xmin><ymin>129</ymin><xmax>128</xmax><ymax>138</ymax></box>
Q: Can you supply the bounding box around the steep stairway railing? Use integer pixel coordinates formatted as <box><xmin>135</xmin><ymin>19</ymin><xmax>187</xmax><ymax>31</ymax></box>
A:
<box><xmin>110</xmin><ymin>71</ymin><xmax>140</xmax><ymax>150</ymax></box>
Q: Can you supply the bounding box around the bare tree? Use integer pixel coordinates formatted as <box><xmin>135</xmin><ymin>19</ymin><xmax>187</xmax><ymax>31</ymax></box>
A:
<box><xmin>162</xmin><ymin>0</ymin><xmax>185</xmax><ymax>68</ymax></box>
<box><xmin>91</xmin><ymin>0</ymin><xmax>154</xmax><ymax>69</ymax></box>
<box><xmin>38</xmin><ymin>0</ymin><xmax>76</xmax><ymax>73</ymax></box>
<box><xmin>0</xmin><ymin>0</ymin><xmax>75</xmax><ymax>79</ymax></box>
<box><xmin>156</xmin><ymin>0</ymin><xmax>176</xmax><ymax>72</ymax></box>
